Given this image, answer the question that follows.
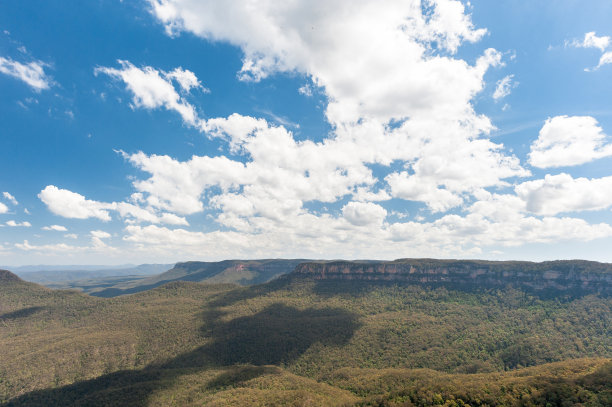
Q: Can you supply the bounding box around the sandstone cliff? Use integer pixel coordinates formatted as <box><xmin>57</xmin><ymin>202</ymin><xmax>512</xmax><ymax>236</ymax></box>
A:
<box><xmin>291</xmin><ymin>259</ymin><xmax>612</xmax><ymax>294</ymax></box>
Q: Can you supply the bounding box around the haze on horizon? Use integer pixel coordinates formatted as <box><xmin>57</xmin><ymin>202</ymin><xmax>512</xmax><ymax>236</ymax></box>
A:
<box><xmin>2</xmin><ymin>0</ymin><xmax>612</xmax><ymax>266</ymax></box>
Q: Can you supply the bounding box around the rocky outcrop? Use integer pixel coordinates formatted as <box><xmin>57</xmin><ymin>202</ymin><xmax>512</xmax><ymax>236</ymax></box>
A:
<box><xmin>292</xmin><ymin>259</ymin><xmax>612</xmax><ymax>294</ymax></box>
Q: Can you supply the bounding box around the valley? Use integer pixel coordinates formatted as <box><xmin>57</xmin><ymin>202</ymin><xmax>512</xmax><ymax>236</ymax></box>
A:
<box><xmin>1</xmin><ymin>260</ymin><xmax>611</xmax><ymax>406</ymax></box>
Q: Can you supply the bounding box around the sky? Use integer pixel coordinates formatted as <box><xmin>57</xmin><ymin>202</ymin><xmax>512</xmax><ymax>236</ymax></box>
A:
<box><xmin>1</xmin><ymin>0</ymin><xmax>612</xmax><ymax>265</ymax></box>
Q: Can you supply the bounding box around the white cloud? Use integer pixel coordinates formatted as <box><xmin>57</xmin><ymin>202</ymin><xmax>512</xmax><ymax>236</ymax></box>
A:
<box><xmin>529</xmin><ymin>116</ymin><xmax>612</xmax><ymax>168</ymax></box>
<box><xmin>119</xmin><ymin>209</ymin><xmax>612</xmax><ymax>261</ymax></box>
<box><xmin>6</xmin><ymin>220</ymin><xmax>31</xmax><ymax>227</ymax></box>
<box><xmin>298</xmin><ymin>84</ymin><xmax>313</xmax><ymax>97</ymax></box>
<box><xmin>16</xmin><ymin>240</ymin><xmax>81</xmax><ymax>253</ymax></box>
<box><xmin>124</xmin><ymin>150</ymin><xmax>248</xmax><ymax>215</ymax></box>
<box><xmin>146</xmin><ymin>0</ymin><xmax>494</xmax><ymax>126</ymax></box>
<box><xmin>0</xmin><ymin>56</ymin><xmax>52</xmax><ymax>90</ymax></box>
<box><xmin>492</xmin><ymin>74</ymin><xmax>516</xmax><ymax>100</ymax></box>
<box><xmin>342</xmin><ymin>201</ymin><xmax>387</xmax><ymax>226</ymax></box>
<box><xmin>90</xmin><ymin>231</ymin><xmax>113</xmax><ymax>250</ymax></box>
<box><xmin>565</xmin><ymin>32</ymin><xmax>612</xmax><ymax>71</ymax></box>
<box><xmin>468</xmin><ymin>192</ymin><xmax>525</xmax><ymax>222</ymax></box>
<box><xmin>3</xmin><ymin>192</ymin><xmax>18</xmax><ymax>205</ymax></box>
<box><xmin>567</xmin><ymin>32</ymin><xmax>610</xmax><ymax>51</ymax></box>
<box><xmin>129</xmin><ymin>2</ymin><xmax>526</xmax><ymax>217</ymax></box>
<box><xmin>353</xmin><ymin>187</ymin><xmax>391</xmax><ymax>202</ymax></box>
<box><xmin>516</xmin><ymin>173</ymin><xmax>612</xmax><ymax>216</ymax></box>
<box><xmin>95</xmin><ymin>60</ymin><xmax>201</xmax><ymax>126</ymax></box>
<box><xmin>39</xmin><ymin>185</ymin><xmax>115</xmax><ymax>221</ymax></box>
<box><xmin>91</xmin><ymin>230</ymin><xmax>111</xmax><ymax>239</ymax></box>
<box><xmin>115</xmin><ymin>202</ymin><xmax>189</xmax><ymax>226</ymax></box>
<box><xmin>165</xmin><ymin>67</ymin><xmax>204</xmax><ymax>92</ymax></box>
<box><xmin>64</xmin><ymin>233</ymin><xmax>78</xmax><ymax>239</ymax></box>
<box><xmin>14</xmin><ymin>237</ymin><xmax>118</xmax><ymax>255</ymax></box>
<box><xmin>42</xmin><ymin>225</ymin><xmax>68</xmax><ymax>232</ymax></box>
<box><xmin>591</xmin><ymin>51</ymin><xmax>612</xmax><ymax>71</ymax></box>
<box><xmin>385</xmin><ymin>132</ymin><xmax>527</xmax><ymax>212</ymax></box>
<box><xmin>0</xmin><ymin>202</ymin><xmax>8</xmax><ymax>214</ymax></box>
<box><xmin>44</xmin><ymin>0</ymin><xmax>610</xmax><ymax>260</ymax></box>
<box><xmin>386</xmin><ymin>171</ymin><xmax>463</xmax><ymax>212</ymax></box>
<box><xmin>39</xmin><ymin>185</ymin><xmax>189</xmax><ymax>225</ymax></box>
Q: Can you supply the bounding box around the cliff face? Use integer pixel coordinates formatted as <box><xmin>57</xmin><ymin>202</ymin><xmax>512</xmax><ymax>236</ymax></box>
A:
<box><xmin>292</xmin><ymin>259</ymin><xmax>612</xmax><ymax>294</ymax></box>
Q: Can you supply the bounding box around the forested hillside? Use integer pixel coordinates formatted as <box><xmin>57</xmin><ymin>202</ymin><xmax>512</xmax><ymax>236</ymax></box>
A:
<box><xmin>1</xmin><ymin>266</ymin><xmax>611</xmax><ymax>406</ymax></box>
<box><xmin>88</xmin><ymin>259</ymin><xmax>308</xmax><ymax>297</ymax></box>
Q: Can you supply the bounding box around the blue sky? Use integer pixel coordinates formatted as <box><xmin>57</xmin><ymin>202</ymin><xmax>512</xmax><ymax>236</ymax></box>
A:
<box><xmin>1</xmin><ymin>0</ymin><xmax>612</xmax><ymax>265</ymax></box>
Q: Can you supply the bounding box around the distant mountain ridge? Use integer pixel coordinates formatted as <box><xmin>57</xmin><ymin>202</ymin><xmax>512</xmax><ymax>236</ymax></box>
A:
<box><xmin>292</xmin><ymin>258</ymin><xmax>612</xmax><ymax>294</ymax></box>
<box><xmin>5</xmin><ymin>264</ymin><xmax>137</xmax><ymax>273</ymax></box>
<box><xmin>14</xmin><ymin>264</ymin><xmax>173</xmax><ymax>284</ymax></box>
<box><xmin>90</xmin><ymin>259</ymin><xmax>309</xmax><ymax>297</ymax></box>
<box><xmin>6</xmin><ymin>258</ymin><xmax>612</xmax><ymax>298</ymax></box>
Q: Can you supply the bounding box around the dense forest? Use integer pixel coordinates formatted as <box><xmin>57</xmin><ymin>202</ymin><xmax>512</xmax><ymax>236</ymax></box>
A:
<box><xmin>1</xmin><ymin>264</ymin><xmax>611</xmax><ymax>406</ymax></box>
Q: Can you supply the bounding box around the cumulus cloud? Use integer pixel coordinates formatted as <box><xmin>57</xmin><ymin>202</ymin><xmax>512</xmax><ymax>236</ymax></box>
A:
<box><xmin>90</xmin><ymin>230</ymin><xmax>112</xmax><ymax>248</ymax></box>
<box><xmin>16</xmin><ymin>240</ymin><xmax>80</xmax><ymax>253</ymax></box>
<box><xmin>39</xmin><ymin>185</ymin><xmax>115</xmax><ymax>221</ymax></box>
<box><xmin>119</xmin><ymin>209</ymin><xmax>612</xmax><ymax>261</ymax></box>
<box><xmin>125</xmin><ymin>2</ymin><xmax>525</xmax><ymax>217</ymax></box>
<box><xmin>53</xmin><ymin>0</ymin><xmax>610</xmax><ymax>259</ymax></box>
<box><xmin>124</xmin><ymin>150</ymin><xmax>248</xmax><ymax>215</ymax></box>
<box><xmin>0</xmin><ymin>56</ymin><xmax>52</xmax><ymax>90</ymax></box>
<box><xmin>95</xmin><ymin>60</ymin><xmax>201</xmax><ymax>126</ymax></box>
<box><xmin>90</xmin><ymin>230</ymin><xmax>111</xmax><ymax>239</ymax></box>
<box><xmin>165</xmin><ymin>67</ymin><xmax>204</xmax><ymax>92</ymax></box>
<box><xmin>298</xmin><ymin>84</ymin><xmax>313</xmax><ymax>97</ymax></box>
<box><xmin>516</xmin><ymin>173</ymin><xmax>612</xmax><ymax>216</ymax></box>
<box><xmin>6</xmin><ymin>220</ymin><xmax>31</xmax><ymax>227</ymax></box>
<box><xmin>3</xmin><ymin>192</ymin><xmax>18</xmax><ymax>205</ymax></box>
<box><xmin>565</xmin><ymin>32</ymin><xmax>612</xmax><ymax>71</ymax></box>
<box><xmin>591</xmin><ymin>51</ymin><xmax>612</xmax><ymax>71</ymax></box>
<box><xmin>386</xmin><ymin>172</ymin><xmax>463</xmax><ymax>213</ymax></box>
<box><xmin>146</xmin><ymin>0</ymin><xmax>496</xmax><ymax>126</ymax></box>
<box><xmin>0</xmin><ymin>202</ymin><xmax>8</xmax><ymax>214</ymax></box>
<box><xmin>38</xmin><ymin>185</ymin><xmax>188</xmax><ymax>225</ymax></box>
<box><xmin>566</xmin><ymin>31</ymin><xmax>610</xmax><ymax>51</ymax></box>
<box><xmin>14</xmin><ymin>237</ymin><xmax>117</xmax><ymax>255</ymax></box>
<box><xmin>115</xmin><ymin>201</ymin><xmax>189</xmax><ymax>225</ymax></box>
<box><xmin>342</xmin><ymin>201</ymin><xmax>387</xmax><ymax>226</ymax></box>
<box><xmin>529</xmin><ymin>116</ymin><xmax>612</xmax><ymax>168</ymax></box>
<box><xmin>492</xmin><ymin>74</ymin><xmax>516</xmax><ymax>100</ymax></box>
<box><xmin>42</xmin><ymin>225</ymin><xmax>68</xmax><ymax>231</ymax></box>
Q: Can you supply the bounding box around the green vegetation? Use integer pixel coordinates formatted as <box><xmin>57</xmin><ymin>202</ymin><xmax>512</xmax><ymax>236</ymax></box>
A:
<box><xmin>1</xmin><ymin>267</ymin><xmax>611</xmax><ymax>405</ymax></box>
<box><xmin>87</xmin><ymin>259</ymin><xmax>307</xmax><ymax>297</ymax></box>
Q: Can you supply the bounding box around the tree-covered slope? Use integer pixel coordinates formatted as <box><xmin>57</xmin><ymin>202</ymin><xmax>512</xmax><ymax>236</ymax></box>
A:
<box><xmin>88</xmin><ymin>259</ymin><xmax>308</xmax><ymax>297</ymax></box>
<box><xmin>1</xmin><ymin>266</ymin><xmax>611</xmax><ymax>405</ymax></box>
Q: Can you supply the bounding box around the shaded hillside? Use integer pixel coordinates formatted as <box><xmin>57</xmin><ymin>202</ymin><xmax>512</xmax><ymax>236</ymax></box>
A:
<box><xmin>1</xmin><ymin>263</ymin><xmax>612</xmax><ymax>405</ymax></box>
<box><xmin>0</xmin><ymin>270</ymin><xmax>21</xmax><ymax>282</ymax></box>
<box><xmin>5</xmin><ymin>359</ymin><xmax>612</xmax><ymax>406</ymax></box>
<box><xmin>293</xmin><ymin>258</ymin><xmax>612</xmax><ymax>295</ymax></box>
<box><xmin>89</xmin><ymin>259</ymin><xmax>308</xmax><ymax>297</ymax></box>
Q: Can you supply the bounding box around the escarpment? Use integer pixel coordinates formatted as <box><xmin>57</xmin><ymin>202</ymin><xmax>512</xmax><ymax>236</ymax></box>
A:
<box><xmin>292</xmin><ymin>259</ymin><xmax>612</xmax><ymax>294</ymax></box>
